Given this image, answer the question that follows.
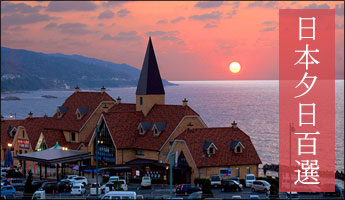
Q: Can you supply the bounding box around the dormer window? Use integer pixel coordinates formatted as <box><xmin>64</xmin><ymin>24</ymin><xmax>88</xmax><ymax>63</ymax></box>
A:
<box><xmin>57</xmin><ymin>106</ymin><xmax>68</xmax><ymax>119</ymax></box>
<box><xmin>236</xmin><ymin>146</ymin><xmax>241</xmax><ymax>153</ymax></box>
<box><xmin>209</xmin><ymin>147</ymin><xmax>214</xmax><ymax>154</ymax></box>
<box><xmin>76</xmin><ymin>107</ymin><xmax>88</xmax><ymax>120</ymax></box>
<box><xmin>202</xmin><ymin>141</ymin><xmax>218</xmax><ymax>155</ymax></box>
<box><xmin>152</xmin><ymin>122</ymin><xmax>166</xmax><ymax>137</ymax></box>
<box><xmin>230</xmin><ymin>140</ymin><xmax>245</xmax><ymax>153</ymax></box>
<box><xmin>138</xmin><ymin>122</ymin><xmax>151</xmax><ymax>135</ymax></box>
<box><xmin>7</xmin><ymin>126</ymin><xmax>16</xmax><ymax>138</ymax></box>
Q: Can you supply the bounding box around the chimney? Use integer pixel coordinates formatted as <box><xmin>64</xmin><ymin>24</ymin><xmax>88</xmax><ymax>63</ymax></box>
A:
<box><xmin>103</xmin><ymin>104</ymin><xmax>109</xmax><ymax>113</ymax></box>
<box><xmin>116</xmin><ymin>96</ymin><xmax>122</xmax><ymax>104</ymax></box>
<box><xmin>101</xmin><ymin>86</ymin><xmax>106</xmax><ymax>94</ymax></box>
<box><xmin>182</xmin><ymin>98</ymin><xmax>188</xmax><ymax>107</ymax></box>
<box><xmin>28</xmin><ymin>112</ymin><xmax>33</xmax><ymax>119</ymax></box>
<box><xmin>231</xmin><ymin>121</ymin><xmax>237</xmax><ymax>129</ymax></box>
<box><xmin>1</xmin><ymin>115</ymin><xmax>4</xmax><ymax>122</ymax></box>
<box><xmin>75</xmin><ymin>86</ymin><xmax>80</xmax><ymax>93</ymax></box>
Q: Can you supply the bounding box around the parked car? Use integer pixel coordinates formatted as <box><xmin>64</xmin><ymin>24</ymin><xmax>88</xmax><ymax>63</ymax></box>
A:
<box><xmin>251</xmin><ymin>180</ymin><xmax>270</xmax><ymax>193</ymax></box>
<box><xmin>286</xmin><ymin>192</ymin><xmax>300</xmax><ymax>200</ymax></box>
<box><xmin>71</xmin><ymin>184</ymin><xmax>86</xmax><ymax>195</ymax></box>
<box><xmin>39</xmin><ymin>182</ymin><xmax>58</xmax><ymax>193</ymax></box>
<box><xmin>245</xmin><ymin>174</ymin><xmax>256</xmax><ymax>187</ymax></box>
<box><xmin>108</xmin><ymin>176</ymin><xmax>119</xmax><ymax>183</ymax></box>
<box><xmin>210</xmin><ymin>175</ymin><xmax>221</xmax><ymax>188</ymax></box>
<box><xmin>66</xmin><ymin>175</ymin><xmax>78</xmax><ymax>180</ymax></box>
<box><xmin>175</xmin><ymin>184</ymin><xmax>201</xmax><ymax>195</ymax></box>
<box><xmin>101</xmin><ymin>182</ymin><xmax>114</xmax><ymax>194</ymax></box>
<box><xmin>231</xmin><ymin>177</ymin><xmax>240</xmax><ymax>182</ymax></box>
<box><xmin>32</xmin><ymin>180</ymin><xmax>47</xmax><ymax>192</ymax></box>
<box><xmin>1</xmin><ymin>185</ymin><xmax>16</xmax><ymax>197</ymax></box>
<box><xmin>221</xmin><ymin>180</ymin><xmax>243</xmax><ymax>192</ymax></box>
<box><xmin>32</xmin><ymin>190</ymin><xmax>46</xmax><ymax>200</ymax></box>
<box><xmin>9</xmin><ymin>178</ymin><xmax>25</xmax><ymax>191</ymax></box>
<box><xmin>90</xmin><ymin>183</ymin><xmax>102</xmax><ymax>195</ymax></box>
<box><xmin>57</xmin><ymin>179</ymin><xmax>73</xmax><ymax>192</ymax></box>
<box><xmin>141</xmin><ymin>176</ymin><xmax>152</xmax><ymax>188</ymax></box>
<box><xmin>72</xmin><ymin>176</ymin><xmax>88</xmax><ymax>186</ymax></box>
<box><xmin>119</xmin><ymin>179</ymin><xmax>128</xmax><ymax>191</ymax></box>
<box><xmin>323</xmin><ymin>184</ymin><xmax>344</xmax><ymax>197</ymax></box>
<box><xmin>101</xmin><ymin>191</ymin><xmax>136</xmax><ymax>199</ymax></box>
<box><xmin>1</xmin><ymin>168</ymin><xmax>7</xmax><ymax>177</ymax></box>
<box><xmin>187</xmin><ymin>191</ymin><xmax>203</xmax><ymax>199</ymax></box>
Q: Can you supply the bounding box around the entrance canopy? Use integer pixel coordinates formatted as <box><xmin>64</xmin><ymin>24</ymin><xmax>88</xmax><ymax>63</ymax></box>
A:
<box><xmin>17</xmin><ymin>148</ymin><xmax>91</xmax><ymax>164</ymax></box>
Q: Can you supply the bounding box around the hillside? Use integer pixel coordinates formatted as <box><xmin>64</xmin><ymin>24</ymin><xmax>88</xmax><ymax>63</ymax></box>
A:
<box><xmin>1</xmin><ymin>47</ymin><xmax>171</xmax><ymax>92</ymax></box>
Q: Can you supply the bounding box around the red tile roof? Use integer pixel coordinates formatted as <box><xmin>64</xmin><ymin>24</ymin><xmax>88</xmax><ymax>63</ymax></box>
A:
<box><xmin>20</xmin><ymin>117</ymin><xmax>56</xmax><ymax>149</ymax></box>
<box><xmin>1</xmin><ymin>119</ymin><xmax>24</xmax><ymax>148</ymax></box>
<box><xmin>46</xmin><ymin>92</ymin><xmax>114</xmax><ymax>131</ymax></box>
<box><xmin>42</xmin><ymin>129</ymin><xmax>81</xmax><ymax>150</ymax></box>
<box><xmin>176</xmin><ymin>127</ymin><xmax>261</xmax><ymax>167</ymax></box>
<box><xmin>102</xmin><ymin>104</ymin><xmax>199</xmax><ymax>151</ymax></box>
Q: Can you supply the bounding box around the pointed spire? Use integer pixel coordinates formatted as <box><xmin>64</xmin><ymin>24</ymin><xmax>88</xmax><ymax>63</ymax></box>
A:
<box><xmin>136</xmin><ymin>37</ymin><xmax>165</xmax><ymax>95</ymax></box>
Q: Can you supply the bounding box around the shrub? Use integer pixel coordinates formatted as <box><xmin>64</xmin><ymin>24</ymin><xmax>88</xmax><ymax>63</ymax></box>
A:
<box><xmin>113</xmin><ymin>181</ymin><xmax>124</xmax><ymax>191</ymax></box>
<box><xmin>193</xmin><ymin>178</ymin><xmax>213</xmax><ymax>196</ymax></box>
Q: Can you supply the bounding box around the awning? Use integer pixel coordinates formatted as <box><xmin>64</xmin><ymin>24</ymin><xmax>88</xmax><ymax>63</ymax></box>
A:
<box><xmin>16</xmin><ymin>148</ymin><xmax>91</xmax><ymax>164</ymax></box>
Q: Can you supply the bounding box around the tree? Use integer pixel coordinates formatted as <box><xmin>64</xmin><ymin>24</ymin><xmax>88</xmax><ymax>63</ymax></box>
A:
<box><xmin>113</xmin><ymin>181</ymin><xmax>124</xmax><ymax>191</ymax></box>
<box><xmin>24</xmin><ymin>170</ymin><xmax>34</xmax><ymax>194</ymax></box>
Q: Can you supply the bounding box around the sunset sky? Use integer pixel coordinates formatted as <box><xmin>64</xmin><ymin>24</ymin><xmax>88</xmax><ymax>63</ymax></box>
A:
<box><xmin>1</xmin><ymin>1</ymin><xmax>344</xmax><ymax>80</ymax></box>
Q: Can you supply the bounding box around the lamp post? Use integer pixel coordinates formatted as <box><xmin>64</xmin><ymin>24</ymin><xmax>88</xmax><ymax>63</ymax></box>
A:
<box><xmin>169</xmin><ymin>151</ymin><xmax>176</xmax><ymax>198</ymax></box>
<box><xmin>95</xmin><ymin>124</ymin><xmax>100</xmax><ymax>199</ymax></box>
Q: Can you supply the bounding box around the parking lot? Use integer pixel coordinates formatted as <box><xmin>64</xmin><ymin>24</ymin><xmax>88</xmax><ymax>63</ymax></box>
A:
<box><xmin>5</xmin><ymin>184</ymin><xmax>344</xmax><ymax>199</ymax></box>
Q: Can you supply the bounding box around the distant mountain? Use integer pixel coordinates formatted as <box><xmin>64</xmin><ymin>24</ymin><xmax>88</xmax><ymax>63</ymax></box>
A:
<box><xmin>1</xmin><ymin>47</ymin><xmax>172</xmax><ymax>92</ymax></box>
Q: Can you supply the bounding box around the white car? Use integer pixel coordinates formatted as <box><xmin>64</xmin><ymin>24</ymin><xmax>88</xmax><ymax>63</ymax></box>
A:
<box><xmin>101</xmin><ymin>191</ymin><xmax>136</xmax><ymax>200</ymax></box>
<box><xmin>109</xmin><ymin>176</ymin><xmax>119</xmax><ymax>183</ymax></box>
<box><xmin>101</xmin><ymin>182</ymin><xmax>114</xmax><ymax>194</ymax></box>
<box><xmin>119</xmin><ymin>179</ymin><xmax>128</xmax><ymax>191</ymax></box>
<box><xmin>141</xmin><ymin>176</ymin><xmax>151</xmax><ymax>188</ymax></box>
<box><xmin>90</xmin><ymin>183</ymin><xmax>102</xmax><ymax>195</ymax></box>
<box><xmin>66</xmin><ymin>175</ymin><xmax>78</xmax><ymax>180</ymax></box>
<box><xmin>32</xmin><ymin>190</ymin><xmax>46</xmax><ymax>199</ymax></box>
<box><xmin>72</xmin><ymin>176</ymin><xmax>88</xmax><ymax>186</ymax></box>
<box><xmin>1</xmin><ymin>168</ymin><xmax>7</xmax><ymax>177</ymax></box>
<box><xmin>245</xmin><ymin>174</ymin><xmax>256</xmax><ymax>187</ymax></box>
<box><xmin>71</xmin><ymin>184</ymin><xmax>86</xmax><ymax>195</ymax></box>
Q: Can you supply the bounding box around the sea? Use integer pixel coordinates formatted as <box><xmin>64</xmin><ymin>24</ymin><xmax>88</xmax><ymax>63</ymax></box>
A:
<box><xmin>1</xmin><ymin>80</ymin><xmax>344</xmax><ymax>181</ymax></box>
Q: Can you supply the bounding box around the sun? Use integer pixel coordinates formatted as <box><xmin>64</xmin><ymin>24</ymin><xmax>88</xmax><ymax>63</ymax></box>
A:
<box><xmin>229</xmin><ymin>62</ymin><xmax>241</xmax><ymax>74</ymax></box>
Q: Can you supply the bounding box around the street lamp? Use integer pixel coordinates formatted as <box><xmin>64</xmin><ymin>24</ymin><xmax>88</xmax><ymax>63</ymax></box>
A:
<box><xmin>8</xmin><ymin>143</ymin><xmax>13</xmax><ymax>148</ymax></box>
